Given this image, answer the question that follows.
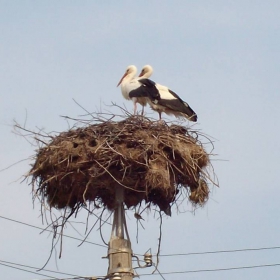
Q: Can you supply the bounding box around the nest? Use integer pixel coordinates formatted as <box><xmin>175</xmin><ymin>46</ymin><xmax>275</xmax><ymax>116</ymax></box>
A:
<box><xmin>30</xmin><ymin>116</ymin><xmax>211</xmax><ymax>215</ymax></box>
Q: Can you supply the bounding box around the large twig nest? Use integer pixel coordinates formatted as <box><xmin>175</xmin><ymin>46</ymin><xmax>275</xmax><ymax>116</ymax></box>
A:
<box><xmin>30</xmin><ymin>116</ymin><xmax>212</xmax><ymax>215</ymax></box>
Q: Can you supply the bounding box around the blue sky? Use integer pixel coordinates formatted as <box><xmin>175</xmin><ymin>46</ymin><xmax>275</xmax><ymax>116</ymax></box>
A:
<box><xmin>1</xmin><ymin>1</ymin><xmax>280</xmax><ymax>279</ymax></box>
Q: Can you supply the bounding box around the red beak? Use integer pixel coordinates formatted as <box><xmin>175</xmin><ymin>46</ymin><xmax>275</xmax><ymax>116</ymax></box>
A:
<box><xmin>117</xmin><ymin>72</ymin><xmax>128</xmax><ymax>87</ymax></box>
<box><xmin>138</xmin><ymin>70</ymin><xmax>144</xmax><ymax>77</ymax></box>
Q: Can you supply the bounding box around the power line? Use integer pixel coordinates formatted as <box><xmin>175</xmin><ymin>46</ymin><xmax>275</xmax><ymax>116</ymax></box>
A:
<box><xmin>138</xmin><ymin>262</ymin><xmax>280</xmax><ymax>276</ymax></box>
<box><xmin>0</xmin><ymin>259</ymin><xmax>105</xmax><ymax>280</ymax></box>
<box><xmin>40</xmin><ymin>277</ymin><xmax>103</xmax><ymax>280</ymax></box>
<box><xmin>0</xmin><ymin>215</ymin><xmax>107</xmax><ymax>248</ymax></box>
<box><xmin>39</xmin><ymin>276</ymin><xmax>105</xmax><ymax>280</ymax></box>
<box><xmin>2</xmin><ymin>252</ymin><xmax>280</xmax><ymax>279</ymax></box>
<box><xmin>0</xmin><ymin>261</ymin><xmax>60</xmax><ymax>279</ymax></box>
<box><xmin>2</xmin><ymin>214</ymin><xmax>280</xmax><ymax>259</ymax></box>
<box><xmin>2</xmin><ymin>215</ymin><xmax>280</xmax><ymax>278</ymax></box>
<box><xmin>0</xmin><ymin>259</ymin><xmax>81</xmax><ymax>278</ymax></box>
<box><xmin>159</xmin><ymin>246</ymin><xmax>280</xmax><ymax>257</ymax></box>
<box><xmin>0</xmin><ymin>214</ymin><xmax>142</xmax><ymax>257</ymax></box>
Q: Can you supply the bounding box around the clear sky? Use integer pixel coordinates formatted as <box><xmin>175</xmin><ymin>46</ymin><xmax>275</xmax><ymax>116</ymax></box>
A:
<box><xmin>1</xmin><ymin>1</ymin><xmax>280</xmax><ymax>279</ymax></box>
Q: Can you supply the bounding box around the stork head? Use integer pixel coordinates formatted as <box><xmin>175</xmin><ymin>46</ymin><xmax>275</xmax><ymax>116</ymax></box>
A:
<box><xmin>117</xmin><ymin>65</ymin><xmax>137</xmax><ymax>87</ymax></box>
<box><xmin>139</xmin><ymin>65</ymin><xmax>153</xmax><ymax>78</ymax></box>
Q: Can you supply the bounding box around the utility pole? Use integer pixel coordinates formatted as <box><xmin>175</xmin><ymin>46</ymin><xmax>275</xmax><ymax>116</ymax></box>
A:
<box><xmin>107</xmin><ymin>186</ymin><xmax>134</xmax><ymax>280</ymax></box>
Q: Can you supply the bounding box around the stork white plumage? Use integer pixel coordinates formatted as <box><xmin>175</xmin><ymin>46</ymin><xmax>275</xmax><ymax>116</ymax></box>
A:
<box><xmin>138</xmin><ymin>65</ymin><xmax>197</xmax><ymax>122</ymax></box>
<box><xmin>117</xmin><ymin>65</ymin><xmax>159</xmax><ymax>115</ymax></box>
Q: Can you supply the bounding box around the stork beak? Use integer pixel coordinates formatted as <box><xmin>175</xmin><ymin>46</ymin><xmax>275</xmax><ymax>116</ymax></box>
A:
<box><xmin>138</xmin><ymin>70</ymin><xmax>144</xmax><ymax>77</ymax></box>
<box><xmin>117</xmin><ymin>72</ymin><xmax>127</xmax><ymax>87</ymax></box>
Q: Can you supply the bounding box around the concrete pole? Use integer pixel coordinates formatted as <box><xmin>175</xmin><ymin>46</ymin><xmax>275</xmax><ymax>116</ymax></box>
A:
<box><xmin>107</xmin><ymin>186</ymin><xmax>134</xmax><ymax>280</ymax></box>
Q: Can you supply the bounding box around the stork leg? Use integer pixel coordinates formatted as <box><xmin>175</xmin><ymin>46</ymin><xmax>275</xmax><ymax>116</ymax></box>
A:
<box><xmin>133</xmin><ymin>101</ymin><xmax>137</xmax><ymax>115</ymax></box>
<box><xmin>141</xmin><ymin>105</ymin><xmax>145</xmax><ymax>116</ymax></box>
<box><xmin>157</xmin><ymin>111</ymin><xmax>165</xmax><ymax>124</ymax></box>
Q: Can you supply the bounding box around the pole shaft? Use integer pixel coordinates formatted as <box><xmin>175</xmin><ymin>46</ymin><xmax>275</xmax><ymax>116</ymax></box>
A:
<box><xmin>107</xmin><ymin>186</ymin><xmax>133</xmax><ymax>280</ymax></box>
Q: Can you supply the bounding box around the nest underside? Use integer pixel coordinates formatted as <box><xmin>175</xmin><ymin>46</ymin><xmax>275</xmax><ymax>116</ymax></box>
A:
<box><xmin>30</xmin><ymin>117</ymin><xmax>210</xmax><ymax>214</ymax></box>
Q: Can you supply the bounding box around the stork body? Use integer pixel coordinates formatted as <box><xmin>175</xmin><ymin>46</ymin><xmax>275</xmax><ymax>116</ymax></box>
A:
<box><xmin>135</xmin><ymin>65</ymin><xmax>154</xmax><ymax>114</ymax></box>
<box><xmin>139</xmin><ymin>65</ymin><xmax>197</xmax><ymax>122</ymax></box>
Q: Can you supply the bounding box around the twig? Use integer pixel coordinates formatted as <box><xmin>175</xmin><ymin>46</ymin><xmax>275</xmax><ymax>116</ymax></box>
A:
<box><xmin>94</xmin><ymin>160</ymin><xmax>145</xmax><ymax>193</ymax></box>
<box><xmin>152</xmin><ymin>211</ymin><xmax>163</xmax><ymax>274</ymax></box>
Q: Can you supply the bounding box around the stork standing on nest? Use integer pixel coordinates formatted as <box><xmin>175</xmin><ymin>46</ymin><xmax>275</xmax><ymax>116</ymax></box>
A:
<box><xmin>136</xmin><ymin>65</ymin><xmax>154</xmax><ymax>114</ymax></box>
<box><xmin>117</xmin><ymin>65</ymin><xmax>159</xmax><ymax>115</ymax></box>
<box><xmin>139</xmin><ymin>65</ymin><xmax>197</xmax><ymax>122</ymax></box>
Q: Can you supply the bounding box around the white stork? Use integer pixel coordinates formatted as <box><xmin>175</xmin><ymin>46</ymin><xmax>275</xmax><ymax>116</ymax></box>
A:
<box><xmin>117</xmin><ymin>65</ymin><xmax>159</xmax><ymax>115</ymax></box>
<box><xmin>136</xmin><ymin>65</ymin><xmax>154</xmax><ymax>114</ymax></box>
<box><xmin>138</xmin><ymin>66</ymin><xmax>197</xmax><ymax>122</ymax></box>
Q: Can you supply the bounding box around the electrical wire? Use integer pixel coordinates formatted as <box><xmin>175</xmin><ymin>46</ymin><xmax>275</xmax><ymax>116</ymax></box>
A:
<box><xmin>0</xmin><ymin>214</ymin><xmax>146</xmax><ymax>259</ymax></box>
<box><xmin>2</xmin><ymin>214</ymin><xmax>280</xmax><ymax>258</ymax></box>
<box><xmin>159</xmin><ymin>246</ymin><xmax>280</xmax><ymax>257</ymax></box>
<box><xmin>41</xmin><ymin>276</ymin><xmax>106</xmax><ymax>280</ymax></box>
<box><xmin>0</xmin><ymin>261</ymin><xmax>60</xmax><ymax>279</ymax></box>
<box><xmin>39</xmin><ymin>277</ymin><xmax>104</xmax><ymax>280</ymax></box>
<box><xmin>2</xmin><ymin>214</ymin><xmax>280</xmax><ymax>278</ymax></box>
<box><xmin>0</xmin><ymin>259</ymin><xmax>81</xmax><ymax>278</ymax></box>
<box><xmin>0</xmin><ymin>260</ymin><xmax>106</xmax><ymax>280</ymax></box>
<box><xmin>138</xmin><ymin>262</ymin><xmax>280</xmax><ymax>276</ymax></box>
<box><xmin>0</xmin><ymin>214</ymin><xmax>143</xmax><ymax>257</ymax></box>
<box><xmin>0</xmin><ymin>215</ymin><xmax>107</xmax><ymax>248</ymax></box>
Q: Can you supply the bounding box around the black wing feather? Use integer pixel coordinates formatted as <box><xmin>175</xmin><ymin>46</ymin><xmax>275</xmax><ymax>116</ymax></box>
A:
<box><xmin>131</xmin><ymin>79</ymin><xmax>197</xmax><ymax>121</ymax></box>
<box><xmin>137</xmin><ymin>78</ymin><xmax>160</xmax><ymax>101</ymax></box>
<box><xmin>158</xmin><ymin>89</ymin><xmax>197</xmax><ymax>121</ymax></box>
<box><xmin>128</xmin><ymin>78</ymin><xmax>160</xmax><ymax>101</ymax></box>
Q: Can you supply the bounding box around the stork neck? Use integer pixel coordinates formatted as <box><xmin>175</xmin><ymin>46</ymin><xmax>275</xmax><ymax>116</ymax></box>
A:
<box><xmin>122</xmin><ymin>73</ymin><xmax>135</xmax><ymax>85</ymax></box>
